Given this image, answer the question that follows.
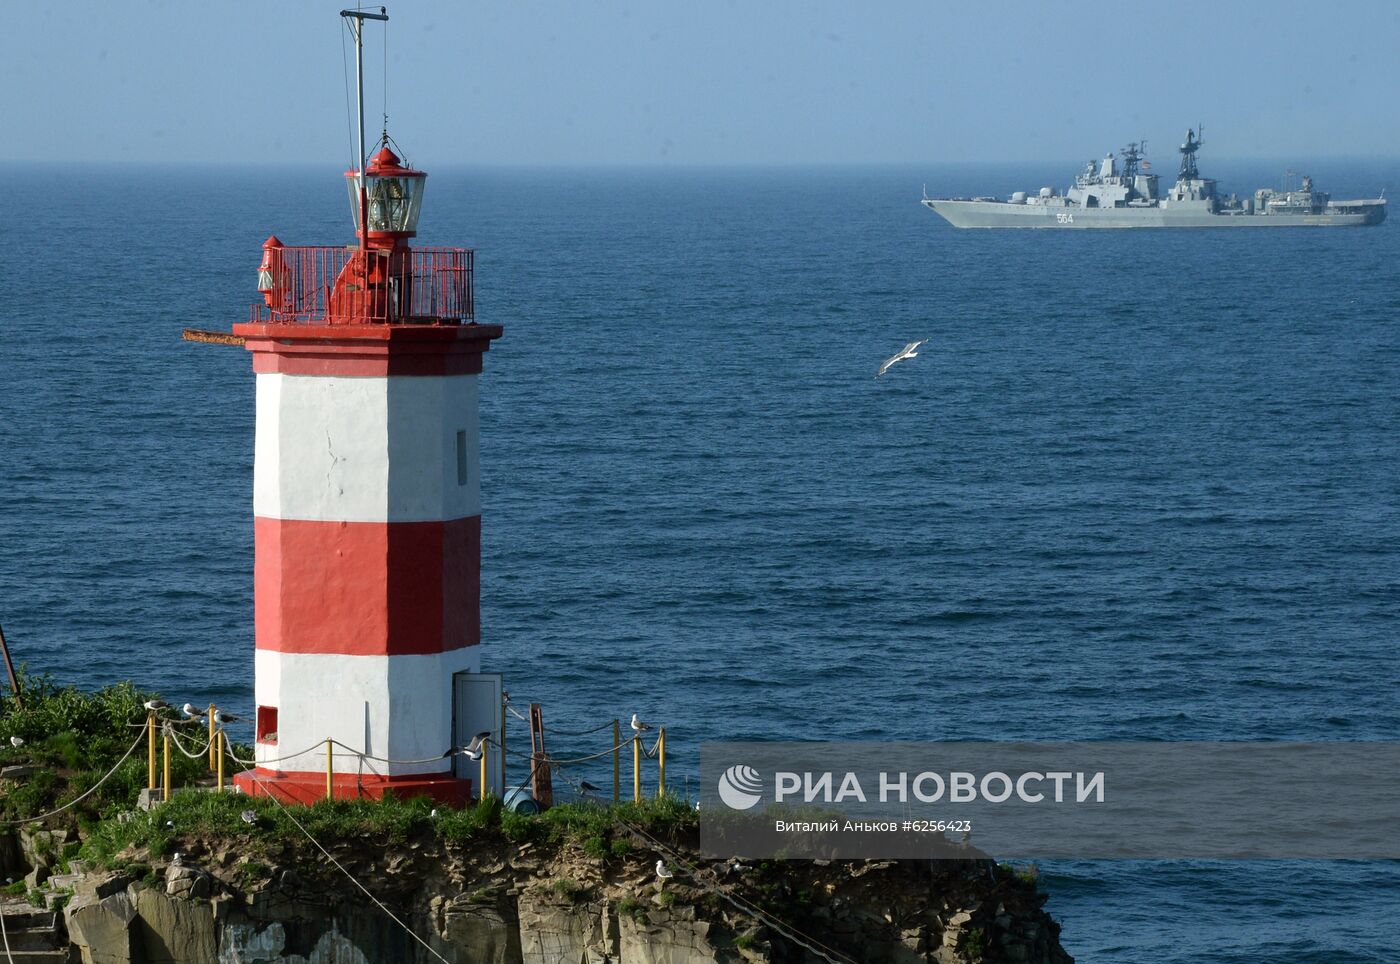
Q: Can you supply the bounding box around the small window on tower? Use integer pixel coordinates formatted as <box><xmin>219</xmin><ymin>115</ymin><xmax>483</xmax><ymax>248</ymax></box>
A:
<box><xmin>256</xmin><ymin>706</ymin><xmax>278</xmax><ymax>745</ymax></box>
<box><xmin>456</xmin><ymin>430</ymin><xmax>468</xmax><ymax>486</ymax></box>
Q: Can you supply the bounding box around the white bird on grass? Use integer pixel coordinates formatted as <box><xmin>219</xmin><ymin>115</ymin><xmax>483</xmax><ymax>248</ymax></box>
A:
<box><xmin>876</xmin><ymin>339</ymin><xmax>928</xmax><ymax>378</ymax></box>
<box><xmin>655</xmin><ymin>860</ymin><xmax>674</xmax><ymax>881</ymax></box>
<box><xmin>9</xmin><ymin>736</ymin><xmax>23</xmax><ymax>748</ymax></box>
<box><xmin>240</xmin><ymin>810</ymin><xmax>258</xmax><ymax>826</ymax></box>
<box><xmin>630</xmin><ymin>714</ymin><xmax>651</xmax><ymax>733</ymax></box>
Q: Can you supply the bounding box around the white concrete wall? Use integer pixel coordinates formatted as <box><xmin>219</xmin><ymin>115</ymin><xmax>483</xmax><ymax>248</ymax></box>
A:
<box><xmin>254</xmin><ymin>373</ymin><xmax>480</xmax><ymax>523</ymax></box>
<box><xmin>254</xmin><ymin>647</ymin><xmax>481</xmax><ymax>776</ymax></box>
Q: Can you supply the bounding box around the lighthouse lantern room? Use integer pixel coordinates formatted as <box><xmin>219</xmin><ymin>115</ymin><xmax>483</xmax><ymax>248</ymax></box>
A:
<box><xmin>231</xmin><ymin>8</ymin><xmax>503</xmax><ymax>805</ymax></box>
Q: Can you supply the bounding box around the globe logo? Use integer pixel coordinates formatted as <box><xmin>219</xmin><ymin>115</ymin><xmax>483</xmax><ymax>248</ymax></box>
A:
<box><xmin>717</xmin><ymin>764</ymin><xmax>764</xmax><ymax>810</ymax></box>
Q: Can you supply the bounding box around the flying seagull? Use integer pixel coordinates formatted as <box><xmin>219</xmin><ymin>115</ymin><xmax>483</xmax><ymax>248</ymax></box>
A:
<box><xmin>876</xmin><ymin>339</ymin><xmax>928</xmax><ymax>379</ymax></box>
<box><xmin>630</xmin><ymin>714</ymin><xmax>651</xmax><ymax>733</ymax></box>
<box><xmin>655</xmin><ymin>860</ymin><xmax>674</xmax><ymax>880</ymax></box>
<box><xmin>579</xmin><ymin>781</ymin><xmax>602</xmax><ymax>796</ymax></box>
<box><xmin>462</xmin><ymin>731</ymin><xmax>493</xmax><ymax>761</ymax></box>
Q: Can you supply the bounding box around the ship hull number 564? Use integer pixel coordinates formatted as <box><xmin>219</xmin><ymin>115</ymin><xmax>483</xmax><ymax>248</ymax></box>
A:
<box><xmin>1056</xmin><ymin>213</ymin><xmax>1075</xmax><ymax>224</ymax></box>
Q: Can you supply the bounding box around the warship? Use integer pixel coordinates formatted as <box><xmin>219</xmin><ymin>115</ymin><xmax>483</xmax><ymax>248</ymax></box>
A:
<box><xmin>922</xmin><ymin>128</ymin><xmax>1386</xmax><ymax>228</ymax></box>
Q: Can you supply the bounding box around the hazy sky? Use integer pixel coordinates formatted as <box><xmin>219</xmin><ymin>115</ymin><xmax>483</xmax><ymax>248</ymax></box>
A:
<box><xmin>5</xmin><ymin>0</ymin><xmax>1399</xmax><ymax>166</ymax></box>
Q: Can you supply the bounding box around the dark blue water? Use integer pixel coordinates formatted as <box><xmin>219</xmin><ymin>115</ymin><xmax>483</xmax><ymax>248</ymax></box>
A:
<box><xmin>3</xmin><ymin>160</ymin><xmax>1400</xmax><ymax>961</ymax></box>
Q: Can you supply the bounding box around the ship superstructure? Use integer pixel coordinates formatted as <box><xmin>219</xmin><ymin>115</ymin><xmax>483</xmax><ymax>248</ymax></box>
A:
<box><xmin>923</xmin><ymin>128</ymin><xmax>1386</xmax><ymax>228</ymax></box>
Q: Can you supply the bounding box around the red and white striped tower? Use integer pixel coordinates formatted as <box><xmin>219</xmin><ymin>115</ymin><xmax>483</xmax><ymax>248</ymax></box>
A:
<box><xmin>230</xmin><ymin>16</ymin><xmax>501</xmax><ymax>803</ymax></box>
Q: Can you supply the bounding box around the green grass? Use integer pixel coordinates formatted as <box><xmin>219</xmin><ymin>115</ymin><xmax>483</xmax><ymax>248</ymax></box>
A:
<box><xmin>77</xmin><ymin>784</ymin><xmax>697</xmax><ymax>873</ymax></box>
<box><xmin>617</xmin><ymin>895</ymin><xmax>646</xmax><ymax>922</ymax></box>
<box><xmin>963</xmin><ymin>926</ymin><xmax>987</xmax><ymax>959</ymax></box>
<box><xmin>0</xmin><ymin>672</ymin><xmax>210</xmax><ymax>822</ymax></box>
<box><xmin>550</xmin><ymin>877</ymin><xmax>582</xmax><ymax>900</ymax></box>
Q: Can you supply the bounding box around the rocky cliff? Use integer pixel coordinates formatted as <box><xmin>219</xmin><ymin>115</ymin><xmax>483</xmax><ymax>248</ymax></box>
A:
<box><xmin>6</xmin><ymin>814</ymin><xmax>1073</xmax><ymax>963</ymax></box>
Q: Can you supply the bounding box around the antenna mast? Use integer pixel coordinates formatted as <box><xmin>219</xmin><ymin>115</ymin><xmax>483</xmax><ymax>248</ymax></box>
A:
<box><xmin>341</xmin><ymin>7</ymin><xmax>388</xmax><ymax>263</ymax></box>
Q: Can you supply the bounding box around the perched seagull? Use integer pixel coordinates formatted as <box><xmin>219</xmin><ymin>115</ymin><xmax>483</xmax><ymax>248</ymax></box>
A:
<box><xmin>9</xmin><ymin>736</ymin><xmax>23</xmax><ymax>748</ymax></box>
<box><xmin>172</xmin><ymin>852</ymin><xmax>183</xmax><ymax>866</ymax></box>
<box><xmin>655</xmin><ymin>860</ymin><xmax>674</xmax><ymax>881</ymax></box>
<box><xmin>213</xmin><ymin>710</ymin><xmax>241</xmax><ymax>724</ymax></box>
<box><xmin>876</xmin><ymin>339</ymin><xmax>928</xmax><ymax>379</ymax></box>
<box><xmin>630</xmin><ymin>714</ymin><xmax>651</xmax><ymax>733</ymax></box>
<box><xmin>181</xmin><ymin>703</ymin><xmax>202</xmax><ymax>720</ymax></box>
<box><xmin>143</xmin><ymin>700</ymin><xmax>167</xmax><ymax>712</ymax></box>
<box><xmin>430</xmin><ymin>809</ymin><xmax>439</xmax><ymax>819</ymax></box>
<box><xmin>240</xmin><ymin>810</ymin><xmax>258</xmax><ymax>826</ymax></box>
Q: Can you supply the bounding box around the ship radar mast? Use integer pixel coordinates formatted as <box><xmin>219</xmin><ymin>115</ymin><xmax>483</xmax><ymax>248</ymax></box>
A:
<box><xmin>1178</xmin><ymin>126</ymin><xmax>1204</xmax><ymax>180</ymax></box>
<box><xmin>1119</xmin><ymin>140</ymin><xmax>1147</xmax><ymax>180</ymax></box>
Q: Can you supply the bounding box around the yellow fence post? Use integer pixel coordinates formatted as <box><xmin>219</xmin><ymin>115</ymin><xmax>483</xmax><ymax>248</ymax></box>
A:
<box><xmin>217</xmin><ymin>731</ymin><xmax>225</xmax><ymax>793</ymax></box>
<box><xmin>162</xmin><ymin>730</ymin><xmax>171</xmax><ymax>803</ymax></box>
<box><xmin>146</xmin><ymin>713</ymin><xmax>157</xmax><ymax>790</ymax></box>
<box><xmin>612</xmin><ymin>720</ymin><xmax>621</xmax><ymax>804</ymax></box>
<box><xmin>207</xmin><ymin>704</ymin><xmax>217</xmax><ymax>771</ymax></box>
<box><xmin>657</xmin><ymin>727</ymin><xmax>666</xmax><ymax>799</ymax></box>
<box><xmin>325</xmin><ymin>739</ymin><xmax>333</xmax><ymax>801</ymax></box>
<box><xmin>479</xmin><ymin>744</ymin><xmax>489</xmax><ymax>802</ymax></box>
<box><xmin>632</xmin><ymin>734</ymin><xmax>641</xmax><ymax>802</ymax></box>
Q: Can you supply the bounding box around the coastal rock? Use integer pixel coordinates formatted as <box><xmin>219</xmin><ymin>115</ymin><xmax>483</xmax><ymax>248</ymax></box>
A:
<box><xmin>437</xmin><ymin>892</ymin><xmax>521</xmax><ymax>963</ymax></box>
<box><xmin>65</xmin><ymin>889</ymin><xmax>141</xmax><ymax>964</ymax></box>
<box><xmin>133</xmin><ymin>886</ymin><xmax>217</xmax><ymax>963</ymax></box>
<box><xmin>219</xmin><ymin>919</ymin><xmax>372</xmax><ymax>963</ymax></box>
<box><xmin>164</xmin><ymin>863</ymin><xmax>212</xmax><ymax>901</ymax></box>
<box><xmin>518</xmin><ymin>895</ymin><xmax>608</xmax><ymax>964</ymax></box>
<box><xmin>618</xmin><ymin>905</ymin><xmax>733</xmax><ymax>963</ymax></box>
<box><xmin>18</xmin><ymin>827</ymin><xmax>68</xmax><ymax>871</ymax></box>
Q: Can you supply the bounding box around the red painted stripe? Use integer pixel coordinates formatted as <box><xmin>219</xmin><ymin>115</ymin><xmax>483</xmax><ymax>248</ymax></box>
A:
<box><xmin>233</xmin><ymin>322</ymin><xmax>502</xmax><ymax>377</ymax></box>
<box><xmin>233</xmin><ymin>767</ymin><xmax>472</xmax><ymax>806</ymax></box>
<box><xmin>250</xmin><ymin>351</ymin><xmax>483</xmax><ymax>377</ymax></box>
<box><xmin>254</xmin><ymin>516</ymin><xmax>480</xmax><ymax>656</ymax></box>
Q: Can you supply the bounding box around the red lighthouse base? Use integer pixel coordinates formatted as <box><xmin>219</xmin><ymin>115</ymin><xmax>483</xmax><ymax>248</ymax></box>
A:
<box><xmin>233</xmin><ymin>768</ymin><xmax>474</xmax><ymax>806</ymax></box>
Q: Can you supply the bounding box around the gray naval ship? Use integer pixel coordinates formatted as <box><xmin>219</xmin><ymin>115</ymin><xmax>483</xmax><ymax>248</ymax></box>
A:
<box><xmin>923</xmin><ymin>128</ymin><xmax>1387</xmax><ymax>228</ymax></box>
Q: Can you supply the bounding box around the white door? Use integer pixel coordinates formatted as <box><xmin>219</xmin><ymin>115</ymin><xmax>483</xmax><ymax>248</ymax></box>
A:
<box><xmin>452</xmin><ymin>671</ymin><xmax>503</xmax><ymax>795</ymax></box>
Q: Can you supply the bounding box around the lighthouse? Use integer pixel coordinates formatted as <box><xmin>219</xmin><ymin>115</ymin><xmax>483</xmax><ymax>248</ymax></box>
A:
<box><xmin>231</xmin><ymin>9</ymin><xmax>503</xmax><ymax>804</ymax></box>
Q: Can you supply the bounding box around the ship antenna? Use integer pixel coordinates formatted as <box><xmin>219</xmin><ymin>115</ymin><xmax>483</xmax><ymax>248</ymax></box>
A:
<box><xmin>341</xmin><ymin>6</ymin><xmax>389</xmax><ymax>263</ymax></box>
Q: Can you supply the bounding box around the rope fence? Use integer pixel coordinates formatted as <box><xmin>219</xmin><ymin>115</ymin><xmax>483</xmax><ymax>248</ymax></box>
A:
<box><xmin>115</xmin><ymin>699</ymin><xmax>674</xmax><ymax>809</ymax></box>
<box><xmin>0</xmin><ymin>704</ymin><xmax>859</xmax><ymax>964</ymax></box>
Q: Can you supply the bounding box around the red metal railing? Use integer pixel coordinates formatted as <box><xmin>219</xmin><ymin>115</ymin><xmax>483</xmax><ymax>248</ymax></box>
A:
<box><xmin>249</xmin><ymin>246</ymin><xmax>474</xmax><ymax>325</ymax></box>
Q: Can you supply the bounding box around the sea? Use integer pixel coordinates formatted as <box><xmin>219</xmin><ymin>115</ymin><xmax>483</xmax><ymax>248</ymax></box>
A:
<box><xmin>3</xmin><ymin>159</ymin><xmax>1399</xmax><ymax>961</ymax></box>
